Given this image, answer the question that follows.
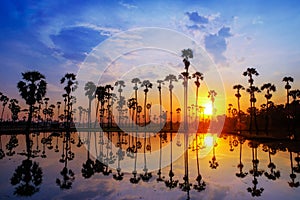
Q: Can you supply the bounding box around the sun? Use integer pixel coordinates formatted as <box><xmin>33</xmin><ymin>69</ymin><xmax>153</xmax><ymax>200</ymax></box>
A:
<box><xmin>204</xmin><ymin>102</ymin><xmax>213</xmax><ymax>116</ymax></box>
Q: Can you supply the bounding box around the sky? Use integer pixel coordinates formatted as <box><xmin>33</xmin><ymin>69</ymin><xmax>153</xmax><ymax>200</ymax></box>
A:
<box><xmin>0</xmin><ymin>0</ymin><xmax>300</xmax><ymax>116</ymax></box>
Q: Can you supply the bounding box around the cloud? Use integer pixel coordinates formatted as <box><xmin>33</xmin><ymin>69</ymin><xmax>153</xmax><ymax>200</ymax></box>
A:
<box><xmin>119</xmin><ymin>1</ymin><xmax>137</xmax><ymax>9</ymax></box>
<box><xmin>252</xmin><ymin>16</ymin><xmax>264</xmax><ymax>24</ymax></box>
<box><xmin>204</xmin><ymin>26</ymin><xmax>232</xmax><ymax>63</ymax></box>
<box><xmin>50</xmin><ymin>26</ymin><xmax>108</xmax><ymax>61</ymax></box>
<box><xmin>185</xmin><ymin>11</ymin><xmax>209</xmax><ymax>24</ymax></box>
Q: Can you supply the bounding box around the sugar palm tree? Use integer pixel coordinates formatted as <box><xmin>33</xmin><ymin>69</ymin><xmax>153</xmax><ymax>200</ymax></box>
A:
<box><xmin>132</xmin><ymin>78</ymin><xmax>141</xmax><ymax>126</ymax></box>
<box><xmin>208</xmin><ymin>90</ymin><xmax>217</xmax><ymax>118</ymax></box>
<box><xmin>0</xmin><ymin>94</ymin><xmax>9</xmax><ymax>122</ymax></box>
<box><xmin>283</xmin><ymin>76</ymin><xmax>294</xmax><ymax>106</ymax></box>
<box><xmin>156</xmin><ymin>80</ymin><xmax>164</xmax><ymax>181</ymax></box>
<box><xmin>60</xmin><ymin>73</ymin><xmax>78</xmax><ymax>128</ymax></box>
<box><xmin>261</xmin><ymin>83</ymin><xmax>276</xmax><ymax>134</ymax></box>
<box><xmin>104</xmin><ymin>84</ymin><xmax>114</xmax><ymax>128</ymax></box>
<box><xmin>84</xmin><ymin>81</ymin><xmax>96</xmax><ymax>128</ymax></box>
<box><xmin>233</xmin><ymin>84</ymin><xmax>245</xmax><ymax>131</ymax></box>
<box><xmin>289</xmin><ymin>89</ymin><xmax>300</xmax><ymax>137</ymax></box>
<box><xmin>8</xmin><ymin>99</ymin><xmax>20</xmax><ymax>122</ymax></box>
<box><xmin>17</xmin><ymin>71</ymin><xmax>47</xmax><ymax>132</ymax></box>
<box><xmin>95</xmin><ymin>86</ymin><xmax>106</xmax><ymax>127</ymax></box>
<box><xmin>243</xmin><ymin>68</ymin><xmax>259</xmax><ymax>134</ymax></box>
<box><xmin>179</xmin><ymin>48</ymin><xmax>193</xmax><ymax>195</ymax></box>
<box><xmin>164</xmin><ymin>74</ymin><xmax>177</xmax><ymax>131</ymax></box>
<box><xmin>115</xmin><ymin>80</ymin><xmax>126</xmax><ymax>126</ymax></box>
<box><xmin>192</xmin><ymin>72</ymin><xmax>204</xmax><ymax>126</ymax></box>
<box><xmin>56</xmin><ymin>101</ymin><xmax>61</xmax><ymax>121</ymax></box>
<box><xmin>283</xmin><ymin>76</ymin><xmax>294</xmax><ymax>132</ymax></box>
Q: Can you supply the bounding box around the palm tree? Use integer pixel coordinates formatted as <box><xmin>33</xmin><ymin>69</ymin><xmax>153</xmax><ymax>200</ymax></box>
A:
<box><xmin>17</xmin><ymin>71</ymin><xmax>47</xmax><ymax>132</ymax></box>
<box><xmin>164</xmin><ymin>74</ymin><xmax>177</xmax><ymax>130</ymax></box>
<box><xmin>156</xmin><ymin>80</ymin><xmax>164</xmax><ymax>181</ymax></box>
<box><xmin>157</xmin><ymin>80</ymin><xmax>164</xmax><ymax>129</ymax></box>
<box><xmin>95</xmin><ymin>86</ymin><xmax>106</xmax><ymax>127</ymax></box>
<box><xmin>283</xmin><ymin>76</ymin><xmax>294</xmax><ymax>132</ymax></box>
<box><xmin>233</xmin><ymin>84</ymin><xmax>245</xmax><ymax>131</ymax></box>
<box><xmin>247</xmin><ymin>86</ymin><xmax>261</xmax><ymax>133</ymax></box>
<box><xmin>261</xmin><ymin>83</ymin><xmax>276</xmax><ymax>134</ymax></box>
<box><xmin>132</xmin><ymin>78</ymin><xmax>141</xmax><ymax>126</ymax></box>
<box><xmin>283</xmin><ymin>76</ymin><xmax>294</xmax><ymax>106</ymax></box>
<box><xmin>56</xmin><ymin>101</ymin><xmax>61</xmax><ymax>121</ymax></box>
<box><xmin>192</xmin><ymin>72</ymin><xmax>204</xmax><ymax>126</ymax></box>
<box><xmin>289</xmin><ymin>89</ymin><xmax>300</xmax><ymax>137</ymax></box>
<box><xmin>243</xmin><ymin>68</ymin><xmax>259</xmax><ymax>133</ymax></box>
<box><xmin>208</xmin><ymin>90</ymin><xmax>217</xmax><ymax>118</ymax></box>
<box><xmin>8</xmin><ymin>99</ymin><xmax>21</xmax><ymax>122</ymax></box>
<box><xmin>115</xmin><ymin>80</ymin><xmax>126</xmax><ymax>126</ymax></box>
<box><xmin>0</xmin><ymin>94</ymin><xmax>9</xmax><ymax>121</ymax></box>
<box><xmin>60</xmin><ymin>73</ymin><xmax>78</xmax><ymax>128</ymax></box>
<box><xmin>179</xmin><ymin>48</ymin><xmax>193</xmax><ymax>195</ymax></box>
<box><xmin>104</xmin><ymin>84</ymin><xmax>114</xmax><ymax>128</ymax></box>
<box><xmin>84</xmin><ymin>81</ymin><xmax>96</xmax><ymax>128</ymax></box>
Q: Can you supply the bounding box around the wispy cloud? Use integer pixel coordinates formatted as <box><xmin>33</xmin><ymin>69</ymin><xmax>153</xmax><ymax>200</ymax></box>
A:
<box><xmin>119</xmin><ymin>1</ymin><xmax>137</xmax><ymax>9</ymax></box>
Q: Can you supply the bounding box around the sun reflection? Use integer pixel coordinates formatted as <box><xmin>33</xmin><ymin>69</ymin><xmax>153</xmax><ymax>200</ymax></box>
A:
<box><xmin>204</xmin><ymin>135</ymin><xmax>214</xmax><ymax>147</ymax></box>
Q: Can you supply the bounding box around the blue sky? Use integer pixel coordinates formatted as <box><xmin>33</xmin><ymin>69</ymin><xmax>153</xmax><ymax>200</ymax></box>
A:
<box><xmin>0</xmin><ymin>0</ymin><xmax>300</xmax><ymax>110</ymax></box>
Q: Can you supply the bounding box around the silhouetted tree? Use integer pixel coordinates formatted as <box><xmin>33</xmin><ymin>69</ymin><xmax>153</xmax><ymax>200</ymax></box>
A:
<box><xmin>60</xmin><ymin>73</ymin><xmax>78</xmax><ymax>128</ymax></box>
<box><xmin>17</xmin><ymin>71</ymin><xmax>47</xmax><ymax>132</ymax></box>
<box><xmin>84</xmin><ymin>81</ymin><xmax>96</xmax><ymax>128</ymax></box>
<box><xmin>233</xmin><ymin>84</ymin><xmax>245</xmax><ymax>131</ymax></box>
<box><xmin>8</xmin><ymin>99</ymin><xmax>21</xmax><ymax>122</ymax></box>
<box><xmin>0</xmin><ymin>94</ymin><xmax>9</xmax><ymax>121</ymax></box>
<box><xmin>243</xmin><ymin>68</ymin><xmax>259</xmax><ymax>134</ymax></box>
<box><xmin>261</xmin><ymin>83</ymin><xmax>276</xmax><ymax>134</ymax></box>
<box><xmin>179</xmin><ymin>48</ymin><xmax>193</xmax><ymax>195</ymax></box>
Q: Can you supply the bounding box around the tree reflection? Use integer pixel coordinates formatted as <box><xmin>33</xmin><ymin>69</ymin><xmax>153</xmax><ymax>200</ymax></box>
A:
<box><xmin>236</xmin><ymin>137</ymin><xmax>248</xmax><ymax>178</ymax></box>
<box><xmin>165</xmin><ymin>132</ymin><xmax>178</xmax><ymax>189</ymax></box>
<box><xmin>56</xmin><ymin>132</ymin><xmax>75</xmax><ymax>189</ymax></box>
<box><xmin>10</xmin><ymin>133</ymin><xmax>43</xmax><ymax>196</ymax></box>
<box><xmin>288</xmin><ymin>152</ymin><xmax>300</xmax><ymax>188</ymax></box>
<box><xmin>193</xmin><ymin>133</ymin><xmax>206</xmax><ymax>192</ymax></box>
<box><xmin>263</xmin><ymin>146</ymin><xmax>280</xmax><ymax>180</ymax></box>
<box><xmin>209</xmin><ymin>139</ymin><xmax>219</xmax><ymax>169</ymax></box>
<box><xmin>82</xmin><ymin>132</ymin><xmax>95</xmax><ymax>179</ymax></box>
<box><xmin>247</xmin><ymin>142</ymin><xmax>264</xmax><ymax>197</ymax></box>
<box><xmin>6</xmin><ymin>135</ymin><xmax>19</xmax><ymax>156</ymax></box>
<box><xmin>113</xmin><ymin>132</ymin><xmax>124</xmax><ymax>181</ymax></box>
<box><xmin>0</xmin><ymin>135</ymin><xmax>4</xmax><ymax>159</ymax></box>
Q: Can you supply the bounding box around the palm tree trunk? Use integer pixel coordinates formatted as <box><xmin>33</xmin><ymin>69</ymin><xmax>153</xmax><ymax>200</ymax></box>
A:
<box><xmin>238</xmin><ymin>97</ymin><xmax>241</xmax><ymax>131</ymax></box>
<box><xmin>170</xmin><ymin>90</ymin><xmax>173</xmax><ymax>131</ymax></box>
<box><xmin>94</xmin><ymin>99</ymin><xmax>100</xmax><ymax>128</ymax></box>
<box><xmin>1</xmin><ymin>105</ymin><xmax>5</xmax><ymax>121</ymax></box>
<box><xmin>88</xmin><ymin>99</ymin><xmax>91</xmax><ymax>128</ymax></box>
<box><xmin>265</xmin><ymin>100</ymin><xmax>269</xmax><ymax>135</ymax></box>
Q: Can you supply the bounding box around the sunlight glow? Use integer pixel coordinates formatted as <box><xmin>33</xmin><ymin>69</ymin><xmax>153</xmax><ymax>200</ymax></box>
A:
<box><xmin>204</xmin><ymin>103</ymin><xmax>213</xmax><ymax>116</ymax></box>
<box><xmin>204</xmin><ymin>135</ymin><xmax>214</xmax><ymax>147</ymax></box>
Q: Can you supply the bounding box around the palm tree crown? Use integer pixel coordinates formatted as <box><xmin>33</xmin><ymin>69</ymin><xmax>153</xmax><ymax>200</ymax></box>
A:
<box><xmin>17</xmin><ymin>71</ymin><xmax>47</xmax><ymax>106</ymax></box>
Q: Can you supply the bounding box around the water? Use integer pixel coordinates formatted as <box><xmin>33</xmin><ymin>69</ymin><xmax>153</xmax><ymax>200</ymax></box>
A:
<box><xmin>0</xmin><ymin>132</ymin><xmax>300</xmax><ymax>199</ymax></box>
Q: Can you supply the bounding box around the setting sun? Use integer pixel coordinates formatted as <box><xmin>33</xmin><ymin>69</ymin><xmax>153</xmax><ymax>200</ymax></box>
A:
<box><xmin>204</xmin><ymin>103</ymin><xmax>213</xmax><ymax>116</ymax></box>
